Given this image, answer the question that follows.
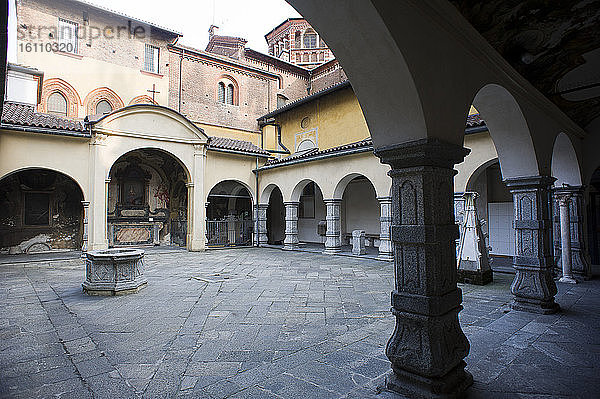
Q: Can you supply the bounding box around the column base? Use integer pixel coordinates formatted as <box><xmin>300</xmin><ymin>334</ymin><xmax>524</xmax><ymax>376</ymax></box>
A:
<box><xmin>510</xmin><ymin>298</ymin><xmax>560</xmax><ymax>314</ymax></box>
<box><xmin>189</xmin><ymin>239</ymin><xmax>206</xmax><ymax>252</ymax></box>
<box><xmin>378</xmin><ymin>253</ymin><xmax>394</xmax><ymax>262</ymax></box>
<box><xmin>558</xmin><ymin>276</ymin><xmax>577</xmax><ymax>284</ymax></box>
<box><xmin>457</xmin><ymin>269</ymin><xmax>493</xmax><ymax>285</ymax></box>
<box><xmin>283</xmin><ymin>244</ymin><xmax>298</xmax><ymax>250</ymax></box>
<box><xmin>323</xmin><ymin>247</ymin><xmax>341</xmax><ymax>254</ymax></box>
<box><xmin>386</xmin><ymin>361</ymin><xmax>473</xmax><ymax>399</ymax></box>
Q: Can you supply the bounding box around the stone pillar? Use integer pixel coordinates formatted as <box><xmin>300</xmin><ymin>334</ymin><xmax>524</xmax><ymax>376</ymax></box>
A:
<box><xmin>256</xmin><ymin>203</ymin><xmax>269</xmax><ymax>246</ymax></box>
<box><xmin>556</xmin><ymin>192</ymin><xmax>577</xmax><ymax>283</ymax></box>
<box><xmin>375</xmin><ymin>139</ymin><xmax>472</xmax><ymax>399</ymax></box>
<box><xmin>283</xmin><ymin>202</ymin><xmax>299</xmax><ymax>250</ymax></box>
<box><xmin>324</xmin><ymin>199</ymin><xmax>342</xmax><ymax>253</ymax></box>
<box><xmin>456</xmin><ymin>192</ymin><xmax>492</xmax><ymax>285</ymax></box>
<box><xmin>378</xmin><ymin>196</ymin><xmax>394</xmax><ymax>261</ymax></box>
<box><xmin>553</xmin><ymin>186</ymin><xmax>591</xmax><ymax>280</ymax></box>
<box><xmin>81</xmin><ymin>201</ymin><xmax>90</xmax><ymax>256</ymax></box>
<box><xmin>87</xmin><ymin>134</ymin><xmax>109</xmax><ymax>250</ymax></box>
<box><xmin>505</xmin><ymin>176</ymin><xmax>560</xmax><ymax>314</ymax></box>
<box><xmin>189</xmin><ymin>145</ymin><xmax>206</xmax><ymax>251</ymax></box>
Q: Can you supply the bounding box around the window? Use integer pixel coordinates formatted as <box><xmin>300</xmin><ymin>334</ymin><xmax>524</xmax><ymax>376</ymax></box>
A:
<box><xmin>144</xmin><ymin>44</ymin><xmax>160</xmax><ymax>74</ymax></box>
<box><xmin>303</xmin><ymin>53</ymin><xmax>309</xmax><ymax>63</ymax></box>
<box><xmin>319</xmin><ymin>52</ymin><xmax>324</xmax><ymax>62</ymax></box>
<box><xmin>294</xmin><ymin>31</ymin><xmax>301</xmax><ymax>48</ymax></box>
<box><xmin>95</xmin><ymin>100</ymin><xmax>112</xmax><ymax>115</ymax></box>
<box><xmin>218</xmin><ymin>82</ymin><xmax>226</xmax><ymax>103</ymax></box>
<box><xmin>24</xmin><ymin>193</ymin><xmax>50</xmax><ymax>226</ymax></box>
<box><xmin>299</xmin><ymin>183</ymin><xmax>315</xmax><ymax>219</ymax></box>
<box><xmin>296</xmin><ymin>53</ymin><xmax>302</xmax><ymax>63</ymax></box>
<box><xmin>47</xmin><ymin>92</ymin><xmax>67</xmax><ymax>116</ymax></box>
<box><xmin>303</xmin><ymin>30</ymin><xmax>317</xmax><ymax>48</ymax></box>
<box><xmin>226</xmin><ymin>84</ymin><xmax>234</xmax><ymax>105</ymax></box>
<box><xmin>296</xmin><ymin>139</ymin><xmax>316</xmax><ymax>153</ymax></box>
<box><xmin>311</xmin><ymin>53</ymin><xmax>317</xmax><ymax>63</ymax></box>
<box><xmin>58</xmin><ymin>18</ymin><xmax>78</xmax><ymax>54</ymax></box>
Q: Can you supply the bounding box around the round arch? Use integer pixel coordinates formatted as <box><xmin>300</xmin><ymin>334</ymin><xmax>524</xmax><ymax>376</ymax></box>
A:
<box><xmin>206</xmin><ymin>179</ymin><xmax>255</xmax><ymax>204</ymax></box>
<box><xmin>465</xmin><ymin>158</ymin><xmax>499</xmax><ymax>192</ymax></box>
<box><xmin>551</xmin><ymin>132</ymin><xmax>582</xmax><ymax>187</ymax></box>
<box><xmin>105</xmin><ymin>146</ymin><xmax>192</xmax><ymax>184</ymax></box>
<box><xmin>217</xmin><ymin>74</ymin><xmax>240</xmax><ymax>106</ymax></box>
<box><xmin>129</xmin><ymin>95</ymin><xmax>157</xmax><ymax>105</ymax></box>
<box><xmin>83</xmin><ymin>87</ymin><xmax>125</xmax><ymax>116</ymax></box>
<box><xmin>333</xmin><ymin>173</ymin><xmax>378</xmax><ymax>199</ymax></box>
<box><xmin>260</xmin><ymin>183</ymin><xmax>284</xmax><ymax>205</ymax></box>
<box><xmin>0</xmin><ymin>166</ymin><xmax>88</xmax><ymax>201</ymax></box>
<box><xmin>290</xmin><ymin>178</ymin><xmax>324</xmax><ymax>202</ymax></box>
<box><xmin>40</xmin><ymin>78</ymin><xmax>81</xmax><ymax>117</ymax></box>
<box><xmin>471</xmin><ymin>83</ymin><xmax>539</xmax><ymax>179</ymax></box>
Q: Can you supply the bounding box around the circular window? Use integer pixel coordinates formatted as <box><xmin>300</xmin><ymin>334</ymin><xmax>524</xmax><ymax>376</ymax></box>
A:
<box><xmin>301</xmin><ymin>117</ymin><xmax>310</xmax><ymax>129</ymax></box>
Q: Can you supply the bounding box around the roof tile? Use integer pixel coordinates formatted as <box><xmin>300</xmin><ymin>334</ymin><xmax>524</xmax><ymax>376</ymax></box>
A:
<box><xmin>1</xmin><ymin>101</ymin><xmax>87</xmax><ymax>134</ymax></box>
<box><xmin>208</xmin><ymin>136</ymin><xmax>270</xmax><ymax>156</ymax></box>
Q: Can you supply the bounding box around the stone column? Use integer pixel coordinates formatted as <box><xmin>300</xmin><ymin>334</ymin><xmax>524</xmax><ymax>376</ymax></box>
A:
<box><xmin>374</xmin><ymin>139</ymin><xmax>472</xmax><ymax>399</ymax></box>
<box><xmin>283</xmin><ymin>202</ymin><xmax>299</xmax><ymax>250</ymax></box>
<box><xmin>324</xmin><ymin>199</ymin><xmax>342</xmax><ymax>253</ymax></box>
<box><xmin>189</xmin><ymin>145</ymin><xmax>206</xmax><ymax>251</ymax></box>
<box><xmin>556</xmin><ymin>192</ymin><xmax>577</xmax><ymax>283</ymax></box>
<box><xmin>81</xmin><ymin>201</ymin><xmax>90</xmax><ymax>256</ymax></box>
<box><xmin>377</xmin><ymin>196</ymin><xmax>394</xmax><ymax>261</ymax></box>
<box><xmin>256</xmin><ymin>203</ymin><xmax>269</xmax><ymax>246</ymax></box>
<box><xmin>504</xmin><ymin>176</ymin><xmax>560</xmax><ymax>314</ymax></box>
<box><xmin>553</xmin><ymin>186</ymin><xmax>591</xmax><ymax>280</ymax></box>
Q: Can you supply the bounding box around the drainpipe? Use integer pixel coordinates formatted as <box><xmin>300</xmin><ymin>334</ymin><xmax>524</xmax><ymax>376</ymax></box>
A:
<box><xmin>255</xmin><ymin>156</ymin><xmax>260</xmax><ymax>247</ymax></box>
<box><xmin>178</xmin><ymin>47</ymin><xmax>184</xmax><ymax>113</ymax></box>
<box><xmin>258</xmin><ymin>118</ymin><xmax>290</xmax><ymax>154</ymax></box>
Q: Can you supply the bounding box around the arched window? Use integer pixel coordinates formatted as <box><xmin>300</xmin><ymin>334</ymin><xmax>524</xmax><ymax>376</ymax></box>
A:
<box><xmin>303</xmin><ymin>53</ymin><xmax>309</xmax><ymax>63</ymax></box>
<box><xmin>303</xmin><ymin>29</ymin><xmax>317</xmax><ymax>48</ymax></box>
<box><xmin>226</xmin><ymin>84</ymin><xmax>234</xmax><ymax>105</ymax></box>
<box><xmin>319</xmin><ymin>52</ymin><xmax>324</xmax><ymax>62</ymax></box>
<box><xmin>294</xmin><ymin>31</ymin><xmax>301</xmax><ymax>48</ymax></box>
<box><xmin>95</xmin><ymin>100</ymin><xmax>112</xmax><ymax>115</ymax></box>
<box><xmin>218</xmin><ymin>82</ymin><xmax>225</xmax><ymax>103</ymax></box>
<box><xmin>311</xmin><ymin>53</ymin><xmax>317</xmax><ymax>63</ymax></box>
<box><xmin>47</xmin><ymin>92</ymin><xmax>67</xmax><ymax>116</ymax></box>
<box><xmin>284</xmin><ymin>39</ymin><xmax>289</xmax><ymax>50</ymax></box>
<box><xmin>297</xmin><ymin>139</ymin><xmax>316</xmax><ymax>153</ymax></box>
<box><xmin>296</xmin><ymin>53</ymin><xmax>302</xmax><ymax>63</ymax></box>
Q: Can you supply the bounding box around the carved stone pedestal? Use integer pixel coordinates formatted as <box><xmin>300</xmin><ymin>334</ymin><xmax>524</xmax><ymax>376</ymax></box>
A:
<box><xmin>375</xmin><ymin>139</ymin><xmax>472</xmax><ymax>399</ymax></box>
<box><xmin>83</xmin><ymin>249</ymin><xmax>146</xmax><ymax>296</ymax></box>
<box><xmin>256</xmin><ymin>204</ymin><xmax>269</xmax><ymax>246</ymax></box>
<box><xmin>505</xmin><ymin>177</ymin><xmax>559</xmax><ymax>314</ymax></box>
<box><xmin>378</xmin><ymin>197</ymin><xmax>394</xmax><ymax>261</ymax></box>
<box><xmin>324</xmin><ymin>199</ymin><xmax>342</xmax><ymax>253</ymax></box>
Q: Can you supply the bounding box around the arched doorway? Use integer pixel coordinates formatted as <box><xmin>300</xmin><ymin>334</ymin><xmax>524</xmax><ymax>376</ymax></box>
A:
<box><xmin>107</xmin><ymin>149</ymin><xmax>189</xmax><ymax>247</ymax></box>
<box><xmin>266</xmin><ymin>186</ymin><xmax>285</xmax><ymax>245</ymax></box>
<box><xmin>0</xmin><ymin>169</ymin><xmax>84</xmax><ymax>254</ymax></box>
<box><xmin>338</xmin><ymin>175</ymin><xmax>379</xmax><ymax>254</ymax></box>
<box><xmin>294</xmin><ymin>180</ymin><xmax>326</xmax><ymax>249</ymax></box>
<box><xmin>206</xmin><ymin>180</ymin><xmax>253</xmax><ymax>247</ymax></box>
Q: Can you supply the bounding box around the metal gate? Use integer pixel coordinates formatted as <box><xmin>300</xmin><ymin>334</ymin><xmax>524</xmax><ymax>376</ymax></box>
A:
<box><xmin>206</xmin><ymin>217</ymin><xmax>253</xmax><ymax>246</ymax></box>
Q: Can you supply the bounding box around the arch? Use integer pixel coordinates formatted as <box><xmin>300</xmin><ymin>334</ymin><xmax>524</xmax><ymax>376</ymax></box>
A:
<box><xmin>83</xmin><ymin>87</ymin><xmax>124</xmax><ymax>116</ymax></box>
<box><xmin>129</xmin><ymin>95</ymin><xmax>157</xmax><ymax>105</ymax></box>
<box><xmin>284</xmin><ymin>1</ymin><xmax>427</xmax><ymax>148</ymax></box>
<box><xmin>290</xmin><ymin>179</ymin><xmax>323</xmax><ymax>202</ymax></box>
<box><xmin>0</xmin><ymin>166</ymin><xmax>87</xmax><ymax>202</ymax></box>
<box><xmin>333</xmin><ymin>173</ymin><xmax>377</xmax><ymax>199</ymax></box>
<box><xmin>551</xmin><ymin>132</ymin><xmax>582</xmax><ymax>187</ymax></box>
<box><xmin>47</xmin><ymin>92</ymin><xmax>68</xmax><ymax>116</ymax></box>
<box><xmin>207</xmin><ymin>179</ymin><xmax>255</xmax><ymax>204</ymax></box>
<box><xmin>260</xmin><ymin>183</ymin><xmax>284</xmax><ymax>205</ymax></box>
<box><xmin>217</xmin><ymin>74</ymin><xmax>239</xmax><ymax>106</ymax></box>
<box><xmin>465</xmin><ymin>158</ymin><xmax>499</xmax><ymax>192</ymax></box>
<box><xmin>471</xmin><ymin>84</ymin><xmax>539</xmax><ymax>179</ymax></box>
<box><xmin>40</xmin><ymin>78</ymin><xmax>81</xmax><ymax>117</ymax></box>
<box><xmin>107</xmin><ymin>147</ymin><xmax>192</xmax><ymax>184</ymax></box>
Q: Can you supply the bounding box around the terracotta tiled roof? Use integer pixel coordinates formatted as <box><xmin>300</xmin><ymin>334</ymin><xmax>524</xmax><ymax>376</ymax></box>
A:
<box><xmin>466</xmin><ymin>113</ymin><xmax>485</xmax><ymax>127</ymax></box>
<box><xmin>265</xmin><ymin>138</ymin><xmax>372</xmax><ymax>166</ymax></box>
<box><xmin>208</xmin><ymin>136</ymin><xmax>270</xmax><ymax>156</ymax></box>
<box><xmin>1</xmin><ymin>101</ymin><xmax>87</xmax><ymax>135</ymax></box>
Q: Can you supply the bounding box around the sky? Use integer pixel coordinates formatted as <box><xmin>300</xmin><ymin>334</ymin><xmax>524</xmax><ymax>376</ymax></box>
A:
<box><xmin>86</xmin><ymin>0</ymin><xmax>302</xmax><ymax>53</ymax></box>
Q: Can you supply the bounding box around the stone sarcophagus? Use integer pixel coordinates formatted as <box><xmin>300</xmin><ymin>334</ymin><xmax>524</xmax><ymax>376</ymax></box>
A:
<box><xmin>83</xmin><ymin>249</ymin><xmax>147</xmax><ymax>295</ymax></box>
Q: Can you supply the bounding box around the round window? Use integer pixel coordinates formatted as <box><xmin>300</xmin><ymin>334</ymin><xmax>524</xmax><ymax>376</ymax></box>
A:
<box><xmin>301</xmin><ymin>117</ymin><xmax>310</xmax><ymax>129</ymax></box>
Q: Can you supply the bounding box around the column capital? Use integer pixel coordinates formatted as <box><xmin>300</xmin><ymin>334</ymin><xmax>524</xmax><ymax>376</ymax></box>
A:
<box><xmin>374</xmin><ymin>138</ymin><xmax>470</xmax><ymax>169</ymax></box>
<box><xmin>504</xmin><ymin>175</ymin><xmax>556</xmax><ymax>190</ymax></box>
<box><xmin>376</xmin><ymin>196</ymin><xmax>392</xmax><ymax>202</ymax></box>
<box><xmin>256</xmin><ymin>203</ymin><xmax>269</xmax><ymax>209</ymax></box>
<box><xmin>283</xmin><ymin>201</ymin><xmax>300</xmax><ymax>206</ymax></box>
<box><xmin>104</xmin><ymin>178</ymin><xmax>111</xmax><ymax>184</ymax></box>
<box><xmin>81</xmin><ymin>201</ymin><xmax>90</xmax><ymax>207</ymax></box>
<box><xmin>323</xmin><ymin>198</ymin><xmax>342</xmax><ymax>204</ymax></box>
<box><xmin>186</xmin><ymin>182</ymin><xmax>194</xmax><ymax>188</ymax></box>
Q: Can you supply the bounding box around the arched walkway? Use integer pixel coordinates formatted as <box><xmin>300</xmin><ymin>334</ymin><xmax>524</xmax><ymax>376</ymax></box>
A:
<box><xmin>0</xmin><ymin>168</ymin><xmax>85</xmax><ymax>254</ymax></box>
<box><xmin>206</xmin><ymin>180</ymin><xmax>253</xmax><ymax>247</ymax></box>
<box><xmin>107</xmin><ymin>148</ymin><xmax>189</xmax><ymax>248</ymax></box>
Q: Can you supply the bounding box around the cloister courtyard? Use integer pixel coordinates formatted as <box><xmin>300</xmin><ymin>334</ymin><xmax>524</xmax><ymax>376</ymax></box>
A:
<box><xmin>0</xmin><ymin>248</ymin><xmax>597</xmax><ymax>398</ymax></box>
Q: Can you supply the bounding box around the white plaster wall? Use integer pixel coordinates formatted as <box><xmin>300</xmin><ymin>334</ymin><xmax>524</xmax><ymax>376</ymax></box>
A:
<box><xmin>342</xmin><ymin>179</ymin><xmax>379</xmax><ymax>236</ymax></box>
<box><xmin>488</xmin><ymin>202</ymin><xmax>515</xmax><ymax>256</ymax></box>
<box><xmin>297</xmin><ymin>186</ymin><xmax>326</xmax><ymax>243</ymax></box>
<box><xmin>455</xmin><ymin>131</ymin><xmax>498</xmax><ymax>193</ymax></box>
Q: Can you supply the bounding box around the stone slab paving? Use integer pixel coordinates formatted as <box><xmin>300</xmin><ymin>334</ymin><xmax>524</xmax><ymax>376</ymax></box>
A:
<box><xmin>0</xmin><ymin>248</ymin><xmax>598</xmax><ymax>398</ymax></box>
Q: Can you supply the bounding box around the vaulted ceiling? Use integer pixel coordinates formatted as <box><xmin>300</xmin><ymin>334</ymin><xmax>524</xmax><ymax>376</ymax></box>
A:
<box><xmin>450</xmin><ymin>0</ymin><xmax>600</xmax><ymax>129</ymax></box>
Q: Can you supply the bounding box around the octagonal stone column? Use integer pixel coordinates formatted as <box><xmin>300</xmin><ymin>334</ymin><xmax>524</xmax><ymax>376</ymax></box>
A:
<box><xmin>505</xmin><ymin>176</ymin><xmax>560</xmax><ymax>314</ymax></box>
<box><xmin>81</xmin><ymin>201</ymin><xmax>90</xmax><ymax>256</ymax></box>
<box><xmin>375</xmin><ymin>139</ymin><xmax>472</xmax><ymax>399</ymax></box>
<box><xmin>283</xmin><ymin>202</ymin><xmax>299</xmax><ymax>250</ymax></box>
<box><xmin>256</xmin><ymin>204</ymin><xmax>269</xmax><ymax>246</ymax></box>
<box><xmin>553</xmin><ymin>186</ymin><xmax>591</xmax><ymax>280</ymax></box>
<box><xmin>556</xmin><ymin>191</ymin><xmax>577</xmax><ymax>284</ymax></box>
<box><xmin>377</xmin><ymin>196</ymin><xmax>394</xmax><ymax>261</ymax></box>
<box><xmin>324</xmin><ymin>199</ymin><xmax>342</xmax><ymax>253</ymax></box>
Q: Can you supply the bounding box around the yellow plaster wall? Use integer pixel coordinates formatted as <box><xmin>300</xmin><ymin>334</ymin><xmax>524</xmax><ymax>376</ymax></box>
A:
<box><xmin>195</xmin><ymin>123</ymin><xmax>262</xmax><ymax>146</ymax></box>
<box><xmin>275</xmin><ymin>87</ymin><xmax>370</xmax><ymax>152</ymax></box>
<box><xmin>455</xmin><ymin>131</ymin><xmax>498</xmax><ymax>192</ymax></box>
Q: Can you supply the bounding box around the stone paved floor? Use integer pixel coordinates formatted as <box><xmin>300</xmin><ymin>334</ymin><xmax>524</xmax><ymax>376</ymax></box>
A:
<box><xmin>0</xmin><ymin>248</ymin><xmax>598</xmax><ymax>398</ymax></box>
